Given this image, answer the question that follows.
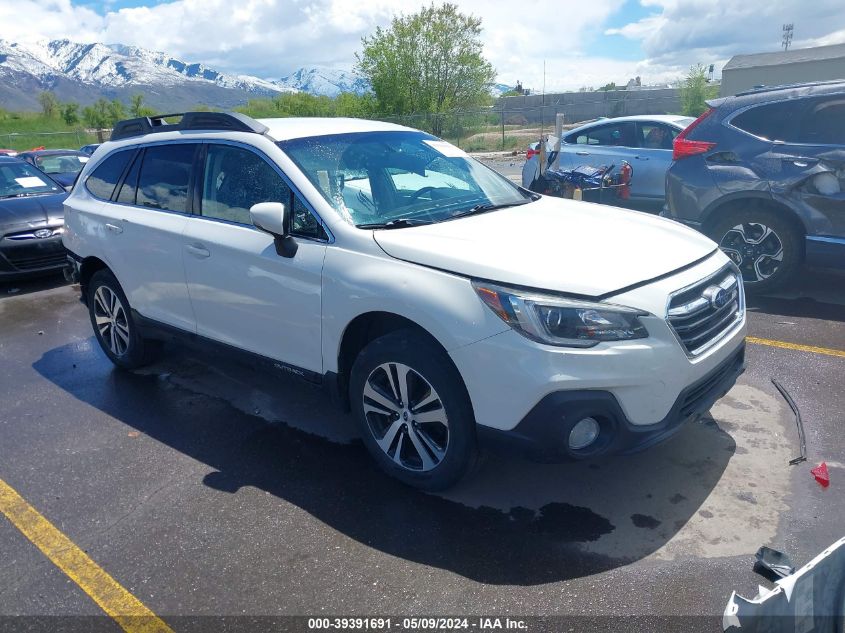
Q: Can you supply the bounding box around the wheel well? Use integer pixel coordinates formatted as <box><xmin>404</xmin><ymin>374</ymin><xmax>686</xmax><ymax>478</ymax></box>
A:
<box><xmin>78</xmin><ymin>256</ymin><xmax>109</xmax><ymax>300</ymax></box>
<box><xmin>335</xmin><ymin>312</ymin><xmax>446</xmax><ymax>411</ymax></box>
<box><xmin>702</xmin><ymin>198</ymin><xmax>807</xmax><ymax>240</ymax></box>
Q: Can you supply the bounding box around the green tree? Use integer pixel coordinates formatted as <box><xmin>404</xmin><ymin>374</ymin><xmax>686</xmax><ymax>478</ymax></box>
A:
<box><xmin>130</xmin><ymin>94</ymin><xmax>155</xmax><ymax>118</ymax></box>
<box><xmin>107</xmin><ymin>99</ymin><xmax>126</xmax><ymax>124</ymax></box>
<box><xmin>679</xmin><ymin>64</ymin><xmax>718</xmax><ymax>116</ymax></box>
<box><xmin>597</xmin><ymin>82</ymin><xmax>617</xmax><ymax>92</ymax></box>
<box><xmin>60</xmin><ymin>102</ymin><xmax>79</xmax><ymax>126</ymax></box>
<box><xmin>38</xmin><ymin>91</ymin><xmax>59</xmax><ymax>118</ymax></box>
<box><xmin>82</xmin><ymin>98</ymin><xmax>111</xmax><ymax>130</ymax></box>
<box><xmin>356</xmin><ymin>2</ymin><xmax>496</xmax><ymax>135</ymax></box>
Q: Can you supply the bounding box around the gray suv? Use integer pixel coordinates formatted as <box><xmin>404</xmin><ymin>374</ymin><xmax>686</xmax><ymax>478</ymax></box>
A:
<box><xmin>664</xmin><ymin>81</ymin><xmax>845</xmax><ymax>291</ymax></box>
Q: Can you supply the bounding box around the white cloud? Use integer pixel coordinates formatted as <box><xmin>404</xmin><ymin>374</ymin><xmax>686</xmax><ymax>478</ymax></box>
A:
<box><xmin>609</xmin><ymin>0</ymin><xmax>845</xmax><ymax>67</ymax></box>
<box><xmin>1</xmin><ymin>0</ymin><xmax>844</xmax><ymax>90</ymax></box>
<box><xmin>0</xmin><ymin>0</ymin><xmax>103</xmax><ymax>44</ymax></box>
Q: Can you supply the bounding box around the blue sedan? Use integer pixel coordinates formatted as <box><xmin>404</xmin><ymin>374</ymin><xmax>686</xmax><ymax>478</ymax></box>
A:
<box><xmin>523</xmin><ymin>115</ymin><xmax>694</xmax><ymax>202</ymax></box>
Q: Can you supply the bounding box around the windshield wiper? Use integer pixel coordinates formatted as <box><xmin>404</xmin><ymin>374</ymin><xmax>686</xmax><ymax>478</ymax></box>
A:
<box><xmin>356</xmin><ymin>218</ymin><xmax>433</xmax><ymax>230</ymax></box>
<box><xmin>0</xmin><ymin>192</ymin><xmax>52</xmax><ymax>199</ymax></box>
<box><xmin>449</xmin><ymin>198</ymin><xmax>535</xmax><ymax>220</ymax></box>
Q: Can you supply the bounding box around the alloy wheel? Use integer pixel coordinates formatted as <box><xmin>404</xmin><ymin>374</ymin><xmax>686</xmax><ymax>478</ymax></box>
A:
<box><xmin>362</xmin><ymin>362</ymin><xmax>450</xmax><ymax>472</ymax></box>
<box><xmin>719</xmin><ymin>222</ymin><xmax>784</xmax><ymax>283</ymax></box>
<box><xmin>93</xmin><ymin>286</ymin><xmax>131</xmax><ymax>357</ymax></box>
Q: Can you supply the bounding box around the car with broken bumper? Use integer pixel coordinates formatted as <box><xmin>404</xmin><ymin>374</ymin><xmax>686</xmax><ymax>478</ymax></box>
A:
<box><xmin>664</xmin><ymin>80</ymin><xmax>845</xmax><ymax>291</ymax></box>
<box><xmin>63</xmin><ymin>112</ymin><xmax>747</xmax><ymax>490</ymax></box>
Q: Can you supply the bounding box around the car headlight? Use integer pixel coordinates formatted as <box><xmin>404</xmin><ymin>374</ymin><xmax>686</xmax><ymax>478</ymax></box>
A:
<box><xmin>472</xmin><ymin>281</ymin><xmax>649</xmax><ymax>348</ymax></box>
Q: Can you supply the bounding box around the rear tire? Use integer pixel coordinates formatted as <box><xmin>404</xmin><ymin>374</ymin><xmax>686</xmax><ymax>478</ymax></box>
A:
<box><xmin>349</xmin><ymin>329</ymin><xmax>477</xmax><ymax>491</ymax></box>
<box><xmin>87</xmin><ymin>269</ymin><xmax>157</xmax><ymax>369</ymax></box>
<box><xmin>709</xmin><ymin>207</ymin><xmax>802</xmax><ymax>293</ymax></box>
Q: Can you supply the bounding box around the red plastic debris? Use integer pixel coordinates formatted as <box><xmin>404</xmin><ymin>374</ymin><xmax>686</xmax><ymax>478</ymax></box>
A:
<box><xmin>811</xmin><ymin>462</ymin><xmax>830</xmax><ymax>488</ymax></box>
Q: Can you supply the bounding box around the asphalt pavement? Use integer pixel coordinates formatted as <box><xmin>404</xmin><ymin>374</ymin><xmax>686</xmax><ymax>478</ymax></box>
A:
<box><xmin>0</xmin><ymin>201</ymin><xmax>843</xmax><ymax>631</ymax></box>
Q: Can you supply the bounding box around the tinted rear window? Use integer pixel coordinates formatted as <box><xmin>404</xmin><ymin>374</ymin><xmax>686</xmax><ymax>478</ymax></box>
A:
<box><xmin>797</xmin><ymin>98</ymin><xmax>845</xmax><ymax>145</ymax></box>
<box><xmin>731</xmin><ymin>101</ymin><xmax>797</xmax><ymax>141</ymax></box>
<box><xmin>86</xmin><ymin>150</ymin><xmax>134</xmax><ymax>200</ymax></box>
<box><xmin>566</xmin><ymin>122</ymin><xmax>637</xmax><ymax>147</ymax></box>
<box><xmin>135</xmin><ymin>144</ymin><xmax>196</xmax><ymax>212</ymax></box>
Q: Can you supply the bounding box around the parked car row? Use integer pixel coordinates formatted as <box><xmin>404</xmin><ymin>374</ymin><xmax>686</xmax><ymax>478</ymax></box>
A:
<box><xmin>523</xmin><ymin>80</ymin><xmax>845</xmax><ymax>291</ymax></box>
<box><xmin>0</xmin><ymin>144</ymin><xmax>98</xmax><ymax>280</ymax></box>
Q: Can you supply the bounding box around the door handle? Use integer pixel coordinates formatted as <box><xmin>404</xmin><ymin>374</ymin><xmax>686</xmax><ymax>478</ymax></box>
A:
<box><xmin>105</xmin><ymin>223</ymin><xmax>123</xmax><ymax>234</ymax></box>
<box><xmin>185</xmin><ymin>243</ymin><xmax>210</xmax><ymax>259</ymax></box>
<box><xmin>575</xmin><ymin>151</ymin><xmax>590</xmax><ymax>156</ymax></box>
<box><xmin>634</xmin><ymin>155</ymin><xmax>650</xmax><ymax>160</ymax></box>
<box><xmin>786</xmin><ymin>158</ymin><xmax>816</xmax><ymax>168</ymax></box>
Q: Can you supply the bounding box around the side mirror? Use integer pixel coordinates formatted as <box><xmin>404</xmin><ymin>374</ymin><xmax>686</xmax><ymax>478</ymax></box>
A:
<box><xmin>249</xmin><ymin>202</ymin><xmax>298</xmax><ymax>258</ymax></box>
<box><xmin>250</xmin><ymin>202</ymin><xmax>287</xmax><ymax>236</ymax></box>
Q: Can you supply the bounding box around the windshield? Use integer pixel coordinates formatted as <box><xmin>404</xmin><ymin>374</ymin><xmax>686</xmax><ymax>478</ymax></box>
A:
<box><xmin>35</xmin><ymin>154</ymin><xmax>89</xmax><ymax>175</ymax></box>
<box><xmin>0</xmin><ymin>161</ymin><xmax>64</xmax><ymax>198</ymax></box>
<box><xmin>278</xmin><ymin>131</ymin><xmax>532</xmax><ymax>227</ymax></box>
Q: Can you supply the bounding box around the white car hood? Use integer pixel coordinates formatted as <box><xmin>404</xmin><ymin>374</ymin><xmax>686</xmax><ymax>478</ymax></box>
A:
<box><xmin>373</xmin><ymin>196</ymin><xmax>717</xmax><ymax>297</ymax></box>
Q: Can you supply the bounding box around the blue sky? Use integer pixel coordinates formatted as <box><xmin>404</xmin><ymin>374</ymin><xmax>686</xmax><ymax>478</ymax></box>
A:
<box><xmin>588</xmin><ymin>0</ymin><xmax>649</xmax><ymax>61</ymax></box>
<box><xmin>2</xmin><ymin>0</ymin><xmax>844</xmax><ymax>90</ymax></box>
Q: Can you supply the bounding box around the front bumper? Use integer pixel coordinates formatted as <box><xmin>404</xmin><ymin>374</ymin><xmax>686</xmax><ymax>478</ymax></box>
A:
<box><xmin>0</xmin><ymin>233</ymin><xmax>67</xmax><ymax>279</ymax></box>
<box><xmin>476</xmin><ymin>343</ymin><xmax>745</xmax><ymax>462</ymax></box>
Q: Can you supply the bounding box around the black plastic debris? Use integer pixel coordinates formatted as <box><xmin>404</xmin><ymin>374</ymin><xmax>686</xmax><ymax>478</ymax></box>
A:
<box><xmin>771</xmin><ymin>378</ymin><xmax>807</xmax><ymax>465</ymax></box>
<box><xmin>754</xmin><ymin>546</ymin><xmax>795</xmax><ymax>581</ymax></box>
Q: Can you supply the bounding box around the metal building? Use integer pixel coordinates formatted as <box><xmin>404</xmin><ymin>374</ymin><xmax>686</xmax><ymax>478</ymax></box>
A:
<box><xmin>721</xmin><ymin>43</ymin><xmax>845</xmax><ymax>96</ymax></box>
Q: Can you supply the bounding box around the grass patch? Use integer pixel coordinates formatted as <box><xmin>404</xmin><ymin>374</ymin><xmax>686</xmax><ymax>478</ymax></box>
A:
<box><xmin>0</xmin><ymin>111</ymin><xmax>101</xmax><ymax>151</ymax></box>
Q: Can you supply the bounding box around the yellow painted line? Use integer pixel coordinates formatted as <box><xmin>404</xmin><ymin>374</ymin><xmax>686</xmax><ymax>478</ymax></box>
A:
<box><xmin>0</xmin><ymin>478</ymin><xmax>173</xmax><ymax>633</ymax></box>
<box><xmin>747</xmin><ymin>336</ymin><xmax>845</xmax><ymax>359</ymax></box>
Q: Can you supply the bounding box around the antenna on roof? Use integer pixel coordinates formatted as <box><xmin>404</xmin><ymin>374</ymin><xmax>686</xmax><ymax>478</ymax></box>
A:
<box><xmin>782</xmin><ymin>24</ymin><xmax>794</xmax><ymax>51</ymax></box>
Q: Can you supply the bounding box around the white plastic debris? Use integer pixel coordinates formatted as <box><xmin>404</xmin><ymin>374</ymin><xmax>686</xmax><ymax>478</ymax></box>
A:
<box><xmin>813</xmin><ymin>172</ymin><xmax>840</xmax><ymax>195</ymax></box>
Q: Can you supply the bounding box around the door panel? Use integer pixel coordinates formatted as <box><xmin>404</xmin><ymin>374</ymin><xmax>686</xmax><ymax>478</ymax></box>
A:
<box><xmin>106</xmin><ymin>144</ymin><xmax>197</xmax><ymax>331</ymax></box>
<box><xmin>633</xmin><ymin>123</ymin><xmax>677</xmax><ymax>199</ymax></box>
<box><xmin>182</xmin><ymin>143</ymin><xmax>326</xmax><ymax>373</ymax></box>
<box><xmin>561</xmin><ymin>122</ymin><xmax>639</xmax><ymax>189</ymax></box>
<box><xmin>181</xmin><ymin>219</ymin><xmax>326</xmax><ymax>372</ymax></box>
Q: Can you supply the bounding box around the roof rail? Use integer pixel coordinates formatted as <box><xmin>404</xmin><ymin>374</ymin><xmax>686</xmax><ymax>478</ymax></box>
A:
<box><xmin>735</xmin><ymin>79</ymin><xmax>845</xmax><ymax>97</ymax></box>
<box><xmin>110</xmin><ymin>111</ymin><xmax>269</xmax><ymax>141</ymax></box>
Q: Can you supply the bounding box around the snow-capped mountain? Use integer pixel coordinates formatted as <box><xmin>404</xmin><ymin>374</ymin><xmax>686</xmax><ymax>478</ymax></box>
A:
<box><xmin>0</xmin><ymin>38</ymin><xmax>508</xmax><ymax>111</ymax></box>
<box><xmin>277</xmin><ymin>66</ymin><xmax>370</xmax><ymax>98</ymax></box>
<box><xmin>0</xmin><ymin>38</ymin><xmax>297</xmax><ymax>111</ymax></box>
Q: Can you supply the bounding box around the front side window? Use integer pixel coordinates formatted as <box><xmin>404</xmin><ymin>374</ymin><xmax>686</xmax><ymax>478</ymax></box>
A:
<box><xmin>0</xmin><ymin>161</ymin><xmax>64</xmax><ymax>198</ymax></box>
<box><xmin>278</xmin><ymin>131</ymin><xmax>531</xmax><ymax>228</ymax></box>
<box><xmin>731</xmin><ymin>101</ymin><xmax>797</xmax><ymax>141</ymax></box>
<box><xmin>135</xmin><ymin>144</ymin><xmax>196</xmax><ymax>213</ymax></box>
<box><xmin>86</xmin><ymin>150</ymin><xmax>134</xmax><ymax>200</ymax></box>
<box><xmin>201</xmin><ymin>145</ymin><xmax>290</xmax><ymax>225</ymax></box>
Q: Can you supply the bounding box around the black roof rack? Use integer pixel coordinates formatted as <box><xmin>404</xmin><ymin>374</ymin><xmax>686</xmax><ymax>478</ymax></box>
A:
<box><xmin>110</xmin><ymin>111</ymin><xmax>269</xmax><ymax>141</ymax></box>
<box><xmin>735</xmin><ymin>79</ymin><xmax>845</xmax><ymax>97</ymax></box>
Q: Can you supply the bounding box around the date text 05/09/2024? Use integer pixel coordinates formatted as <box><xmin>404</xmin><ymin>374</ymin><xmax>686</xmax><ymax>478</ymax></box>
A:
<box><xmin>307</xmin><ymin>618</ymin><xmax>529</xmax><ymax>631</ymax></box>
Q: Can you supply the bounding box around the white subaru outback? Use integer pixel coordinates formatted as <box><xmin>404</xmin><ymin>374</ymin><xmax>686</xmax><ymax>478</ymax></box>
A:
<box><xmin>63</xmin><ymin>112</ymin><xmax>747</xmax><ymax>490</ymax></box>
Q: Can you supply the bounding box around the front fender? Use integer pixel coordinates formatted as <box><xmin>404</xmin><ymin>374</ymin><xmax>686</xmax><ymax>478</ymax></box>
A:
<box><xmin>320</xmin><ymin>247</ymin><xmax>509</xmax><ymax>373</ymax></box>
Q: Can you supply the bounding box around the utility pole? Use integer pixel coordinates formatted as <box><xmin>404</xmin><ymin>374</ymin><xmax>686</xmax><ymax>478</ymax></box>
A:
<box><xmin>540</xmin><ymin>60</ymin><xmax>546</xmax><ymax>142</ymax></box>
<box><xmin>782</xmin><ymin>24</ymin><xmax>794</xmax><ymax>51</ymax></box>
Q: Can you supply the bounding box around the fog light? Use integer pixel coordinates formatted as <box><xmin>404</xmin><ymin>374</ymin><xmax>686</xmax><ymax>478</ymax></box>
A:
<box><xmin>569</xmin><ymin>417</ymin><xmax>600</xmax><ymax>450</ymax></box>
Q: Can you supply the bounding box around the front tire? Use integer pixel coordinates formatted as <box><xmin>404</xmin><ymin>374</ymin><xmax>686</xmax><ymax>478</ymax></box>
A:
<box><xmin>87</xmin><ymin>269</ymin><xmax>156</xmax><ymax>369</ymax></box>
<box><xmin>709</xmin><ymin>207</ymin><xmax>802</xmax><ymax>293</ymax></box>
<box><xmin>349</xmin><ymin>330</ymin><xmax>477</xmax><ymax>491</ymax></box>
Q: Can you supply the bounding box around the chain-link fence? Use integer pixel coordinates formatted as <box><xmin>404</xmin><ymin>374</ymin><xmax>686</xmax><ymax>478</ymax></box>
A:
<box><xmin>8</xmin><ymin>88</ymin><xmax>681</xmax><ymax>154</ymax></box>
<box><xmin>2</xmin><ymin>129</ymin><xmax>107</xmax><ymax>152</ymax></box>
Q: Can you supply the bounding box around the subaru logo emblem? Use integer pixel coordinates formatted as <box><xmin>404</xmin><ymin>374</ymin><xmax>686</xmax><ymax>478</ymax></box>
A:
<box><xmin>703</xmin><ymin>285</ymin><xmax>730</xmax><ymax>309</ymax></box>
<box><xmin>34</xmin><ymin>229</ymin><xmax>53</xmax><ymax>239</ymax></box>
